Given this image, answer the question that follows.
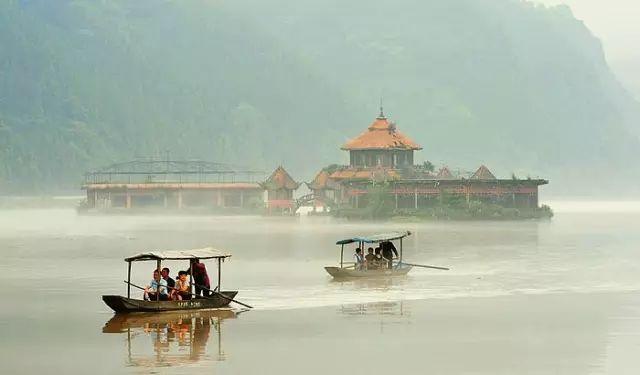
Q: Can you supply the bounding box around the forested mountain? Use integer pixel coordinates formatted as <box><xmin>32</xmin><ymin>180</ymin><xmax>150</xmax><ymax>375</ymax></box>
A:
<box><xmin>0</xmin><ymin>0</ymin><xmax>639</xmax><ymax>195</ymax></box>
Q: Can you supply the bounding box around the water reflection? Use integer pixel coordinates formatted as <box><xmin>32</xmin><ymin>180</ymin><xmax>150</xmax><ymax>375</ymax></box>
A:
<box><xmin>339</xmin><ymin>301</ymin><xmax>410</xmax><ymax>334</ymax></box>
<box><xmin>330</xmin><ymin>276</ymin><xmax>407</xmax><ymax>291</ymax></box>
<box><xmin>340</xmin><ymin>301</ymin><xmax>408</xmax><ymax>316</ymax></box>
<box><xmin>102</xmin><ymin>309</ymin><xmax>239</xmax><ymax>367</ymax></box>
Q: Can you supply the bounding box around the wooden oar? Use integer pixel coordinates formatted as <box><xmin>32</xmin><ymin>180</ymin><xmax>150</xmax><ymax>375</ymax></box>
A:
<box><xmin>399</xmin><ymin>262</ymin><xmax>450</xmax><ymax>271</ymax></box>
<box><xmin>192</xmin><ymin>283</ymin><xmax>254</xmax><ymax>309</ymax></box>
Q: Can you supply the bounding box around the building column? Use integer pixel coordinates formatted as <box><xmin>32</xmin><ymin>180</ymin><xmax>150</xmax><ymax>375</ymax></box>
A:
<box><xmin>395</xmin><ymin>192</ymin><xmax>398</xmax><ymax>209</ymax></box>
<box><xmin>125</xmin><ymin>192</ymin><xmax>132</xmax><ymax>209</ymax></box>
<box><xmin>240</xmin><ymin>190</ymin><xmax>245</xmax><ymax>208</ymax></box>
<box><xmin>163</xmin><ymin>192</ymin><xmax>168</xmax><ymax>208</ymax></box>
<box><xmin>465</xmin><ymin>185</ymin><xmax>470</xmax><ymax>204</ymax></box>
<box><xmin>414</xmin><ymin>186</ymin><xmax>418</xmax><ymax>209</ymax></box>
<box><xmin>177</xmin><ymin>190</ymin><xmax>183</xmax><ymax>209</ymax></box>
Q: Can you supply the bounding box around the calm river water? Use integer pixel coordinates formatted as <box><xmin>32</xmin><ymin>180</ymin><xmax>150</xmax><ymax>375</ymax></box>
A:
<box><xmin>1</xmin><ymin>201</ymin><xmax>640</xmax><ymax>374</ymax></box>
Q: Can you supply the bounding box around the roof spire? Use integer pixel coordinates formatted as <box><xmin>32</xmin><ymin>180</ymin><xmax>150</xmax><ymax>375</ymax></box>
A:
<box><xmin>378</xmin><ymin>96</ymin><xmax>385</xmax><ymax>119</ymax></box>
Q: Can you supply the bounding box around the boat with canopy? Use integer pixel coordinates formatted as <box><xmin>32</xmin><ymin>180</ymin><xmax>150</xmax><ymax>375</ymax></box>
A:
<box><xmin>325</xmin><ymin>231</ymin><xmax>414</xmax><ymax>278</ymax></box>
<box><xmin>102</xmin><ymin>247</ymin><xmax>247</xmax><ymax>313</ymax></box>
<box><xmin>325</xmin><ymin>231</ymin><xmax>450</xmax><ymax>278</ymax></box>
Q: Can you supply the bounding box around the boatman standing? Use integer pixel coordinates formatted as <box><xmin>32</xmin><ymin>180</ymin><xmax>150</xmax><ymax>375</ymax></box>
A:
<box><xmin>354</xmin><ymin>248</ymin><xmax>365</xmax><ymax>270</ymax></box>
<box><xmin>381</xmin><ymin>241</ymin><xmax>398</xmax><ymax>269</ymax></box>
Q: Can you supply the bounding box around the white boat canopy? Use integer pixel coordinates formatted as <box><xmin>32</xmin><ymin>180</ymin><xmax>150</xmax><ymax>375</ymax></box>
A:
<box><xmin>125</xmin><ymin>247</ymin><xmax>231</xmax><ymax>262</ymax></box>
<box><xmin>336</xmin><ymin>231</ymin><xmax>411</xmax><ymax>245</ymax></box>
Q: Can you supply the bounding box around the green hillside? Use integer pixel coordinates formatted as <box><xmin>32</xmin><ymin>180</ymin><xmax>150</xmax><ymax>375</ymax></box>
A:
<box><xmin>0</xmin><ymin>0</ymin><xmax>638</xmax><ymax>194</ymax></box>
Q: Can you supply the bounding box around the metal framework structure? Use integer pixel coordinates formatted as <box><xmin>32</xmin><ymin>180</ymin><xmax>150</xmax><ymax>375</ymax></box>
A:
<box><xmin>85</xmin><ymin>159</ymin><xmax>266</xmax><ymax>185</ymax></box>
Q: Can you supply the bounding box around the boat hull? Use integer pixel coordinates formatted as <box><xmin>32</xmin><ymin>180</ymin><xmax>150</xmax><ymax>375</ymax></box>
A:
<box><xmin>324</xmin><ymin>266</ymin><xmax>412</xmax><ymax>279</ymax></box>
<box><xmin>102</xmin><ymin>291</ymin><xmax>238</xmax><ymax>313</ymax></box>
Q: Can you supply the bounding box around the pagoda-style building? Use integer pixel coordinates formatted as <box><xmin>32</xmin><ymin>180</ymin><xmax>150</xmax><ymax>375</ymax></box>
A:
<box><xmin>305</xmin><ymin>170</ymin><xmax>337</xmax><ymax>211</ymax></box>
<box><xmin>342</xmin><ymin>109</ymin><xmax>421</xmax><ymax>169</ymax></box>
<box><xmin>309</xmin><ymin>110</ymin><xmax>548</xmax><ymax>210</ymax></box>
<box><xmin>261</xmin><ymin>166</ymin><xmax>300</xmax><ymax>215</ymax></box>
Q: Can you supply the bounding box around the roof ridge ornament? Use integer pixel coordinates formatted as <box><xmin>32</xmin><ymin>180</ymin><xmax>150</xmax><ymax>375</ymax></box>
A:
<box><xmin>377</xmin><ymin>97</ymin><xmax>386</xmax><ymax>119</ymax></box>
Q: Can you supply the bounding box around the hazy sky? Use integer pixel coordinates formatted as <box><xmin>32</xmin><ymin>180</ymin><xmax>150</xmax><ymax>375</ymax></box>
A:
<box><xmin>535</xmin><ymin>0</ymin><xmax>640</xmax><ymax>97</ymax></box>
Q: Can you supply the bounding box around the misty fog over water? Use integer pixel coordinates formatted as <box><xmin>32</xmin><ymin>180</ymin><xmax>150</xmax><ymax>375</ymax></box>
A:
<box><xmin>2</xmin><ymin>0</ymin><xmax>640</xmax><ymax>373</ymax></box>
<box><xmin>2</xmin><ymin>202</ymin><xmax>640</xmax><ymax>373</ymax></box>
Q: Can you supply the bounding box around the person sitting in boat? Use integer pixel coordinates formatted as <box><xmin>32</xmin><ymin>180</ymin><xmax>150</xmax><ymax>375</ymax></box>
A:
<box><xmin>161</xmin><ymin>267</ymin><xmax>176</xmax><ymax>291</ymax></box>
<box><xmin>172</xmin><ymin>270</ymin><xmax>191</xmax><ymax>300</ymax></box>
<box><xmin>353</xmin><ymin>248</ymin><xmax>364</xmax><ymax>270</ymax></box>
<box><xmin>364</xmin><ymin>247</ymin><xmax>375</xmax><ymax>270</ymax></box>
<box><xmin>188</xmin><ymin>258</ymin><xmax>211</xmax><ymax>297</ymax></box>
<box><xmin>381</xmin><ymin>241</ymin><xmax>398</xmax><ymax>269</ymax></box>
<box><xmin>373</xmin><ymin>247</ymin><xmax>384</xmax><ymax>269</ymax></box>
<box><xmin>144</xmin><ymin>269</ymin><xmax>169</xmax><ymax>301</ymax></box>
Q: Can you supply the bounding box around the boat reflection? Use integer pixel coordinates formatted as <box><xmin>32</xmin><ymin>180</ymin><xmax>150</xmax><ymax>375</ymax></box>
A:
<box><xmin>330</xmin><ymin>275</ymin><xmax>408</xmax><ymax>290</ymax></box>
<box><xmin>103</xmin><ymin>309</ymin><xmax>240</xmax><ymax>367</ymax></box>
<box><xmin>340</xmin><ymin>300</ymin><xmax>408</xmax><ymax>316</ymax></box>
<box><xmin>339</xmin><ymin>301</ymin><xmax>410</xmax><ymax>333</ymax></box>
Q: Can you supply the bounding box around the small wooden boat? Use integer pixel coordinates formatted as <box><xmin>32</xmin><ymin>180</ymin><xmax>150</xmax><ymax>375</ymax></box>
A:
<box><xmin>102</xmin><ymin>292</ymin><xmax>238</xmax><ymax>313</ymax></box>
<box><xmin>103</xmin><ymin>247</ymin><xmax>241</xmax><ymax>313</ymax></box>
<box><xmin>326</xmin><ymin>231</ymin><xmax>413</xmax><ymax>279</ymax></box>
<box><xmin>324</xmin><ymin>263</ymin><xmax>412</xmax><ymax>278</ymax></box>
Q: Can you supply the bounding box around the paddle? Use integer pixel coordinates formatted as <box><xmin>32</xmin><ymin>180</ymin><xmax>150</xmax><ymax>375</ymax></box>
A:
<box><xmin>192</xmin><ymin>283</ymin><xmax>254</xmax><ymax>309</ymax></box>
<box><xmin>398</xmin><ymin>262</ymin><xmax>450</xmax><ymax>271</ymax></box>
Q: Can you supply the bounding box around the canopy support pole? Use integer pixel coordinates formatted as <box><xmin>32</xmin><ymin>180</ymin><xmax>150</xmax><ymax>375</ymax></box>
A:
<box><xmin>126</xmin><ymin>261</ymin><xmax>132</xmax><ymax>298</ymax></box>
<box><xmin>156</xmin><ymin>259</ymin><xmax>161</xmax><ymax>302</ymax></box>
<box><xmin>189</xmin><ymin>260</ymin><xmax>194</xmax><ymax>296</ymax></box>
<box><xmin>340</xmin><ymin>244</ymin><xmax>344</xmax><ymax>268</ymax></box>
<box><xmin>399</xmin><ymin>237</ymin><xmax>403</xmax><ymax>265</ymax></box>
<box><xmin>217</xmin><ymin>257</ymin><xmax>222</xmax><ymax>291</ymax></box>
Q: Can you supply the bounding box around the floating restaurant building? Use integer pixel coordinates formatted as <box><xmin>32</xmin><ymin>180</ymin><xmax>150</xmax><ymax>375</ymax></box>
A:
<box><xmin>82</xmin><ymin>160</ymin><xmax>268</xmax><ymax>211</ymax></box>
<box><xmin>309</xmin><ymin>110</ymin><xmax>548</xmax><ymax>211</ymax></box>
<box><xmin>81</xmin><ymin>110</ymin><xmax>548</xmax><ymax>215</ymax></box>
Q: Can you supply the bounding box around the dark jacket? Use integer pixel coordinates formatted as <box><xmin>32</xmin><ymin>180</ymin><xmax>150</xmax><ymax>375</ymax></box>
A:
<box><xmin>381</xmin><ymin>241</ymin><xmax>398</xmax><ymax>260</ymax></box>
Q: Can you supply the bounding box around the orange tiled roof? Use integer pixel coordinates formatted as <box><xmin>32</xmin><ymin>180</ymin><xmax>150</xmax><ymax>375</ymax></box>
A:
<box><xmin>470</xmin><ymin>165</ymin><xmax>496</xmax><ymax>180</ymax></box>
<box><xmin>341</xmin><ymin>115</ymin><xmax>422</xmax><ymax>151</ymax></box>
<box><xmin>262</xmin><ymin>166</ymin><xmax>300</xmax><ymax>190</ymax></box>
<box><xmin>307</xmin><ymin>170</ymin><xmax>332</xmax><ymax>190</ymax></box>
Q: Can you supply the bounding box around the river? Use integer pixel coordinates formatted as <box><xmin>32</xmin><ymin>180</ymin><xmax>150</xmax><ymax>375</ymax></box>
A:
<box><xmin>1</xmin><ymin>201</ymin><xmax>639</xmax><ymax>373</ymax></box>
